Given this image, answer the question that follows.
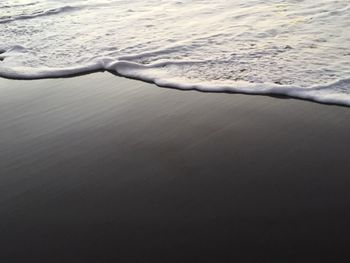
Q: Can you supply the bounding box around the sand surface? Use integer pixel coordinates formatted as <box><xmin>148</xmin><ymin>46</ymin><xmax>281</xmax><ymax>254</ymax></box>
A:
<box><xmin>1</xmin><ymin>73</ymin><xmax>350</xmax><ymax>262</ymax></box>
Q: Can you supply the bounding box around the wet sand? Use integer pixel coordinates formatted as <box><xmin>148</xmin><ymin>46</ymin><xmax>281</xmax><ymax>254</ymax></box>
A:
<box><xmin>1</xmin><ymin>73</ymin><xmax>350</xmax><ymax>262</ymax></box>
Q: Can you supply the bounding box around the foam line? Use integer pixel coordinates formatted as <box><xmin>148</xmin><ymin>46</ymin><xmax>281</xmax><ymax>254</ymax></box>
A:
<box><xmin>108</xmin><ymin>60</ymin><xmax>350</xmax><ymax>106</ymax></box>
<box><xmin>2</xmin><ymin>58</ymin><xmax>349</xmax><ymax>106</ymax></box>
<box><xmin>0</xmin><ymin>6</ymin><xmax>79</xmax><ymax>24</ymax></box>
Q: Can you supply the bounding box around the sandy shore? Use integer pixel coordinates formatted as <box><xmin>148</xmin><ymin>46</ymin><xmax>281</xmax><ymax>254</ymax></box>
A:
<box><xmin>1</xmin><ymin>73</ymin><xmax>350</xmax><ymax>262</ymax></box>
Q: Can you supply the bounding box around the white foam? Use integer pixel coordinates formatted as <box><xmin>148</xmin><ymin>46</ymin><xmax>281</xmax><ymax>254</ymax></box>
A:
<box><xmin>0</xmin><ymin>60</ymin><xmax>104</xmax><ymax>79</ymax></box>
<box><xmin>2</xmin><ymin>57</ymin><xmax>349</xmax><ymax>106</ymax></box>
<box><xmin>0</xmin><ymin>0</ymin><xmax>350</xmax><ymax>106</ymax></box>
<box><xmin>0</xmin><ymin>6</ymin><xmax>78</xmax><ymax>24</ymax></box>
<box><xmin>107</xmin><ymin>60</ymin><xmax>350</xmax><ymax>106</ymax></box>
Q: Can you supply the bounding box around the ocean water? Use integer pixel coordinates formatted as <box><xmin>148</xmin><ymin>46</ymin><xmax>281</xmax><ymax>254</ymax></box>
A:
<box><xmin>1</xmin><ymin>0</ymin><xmax>350</xmax><ymax>105</ymax></box>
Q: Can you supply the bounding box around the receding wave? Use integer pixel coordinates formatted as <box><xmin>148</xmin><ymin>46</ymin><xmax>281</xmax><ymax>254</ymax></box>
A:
<box><xmin>1</xmin><ymin>0</ymin><xmax>349</xmax><ymax>106</ymax></box>
<box><xmin>1</xmin><ymin>57</ymin><xmax>350</xmax><ymax>106</ymax></box>
<box><xmin>0</xmin><ymin>6</ymin><xmax>79</xmax><ymax>24</ymax></box>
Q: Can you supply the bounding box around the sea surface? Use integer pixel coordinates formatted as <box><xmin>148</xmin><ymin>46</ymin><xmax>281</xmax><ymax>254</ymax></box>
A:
<box><xmin>1</xmin><ymin>0</ymin><xmax>350</xmax><ymax>105</ymax></box>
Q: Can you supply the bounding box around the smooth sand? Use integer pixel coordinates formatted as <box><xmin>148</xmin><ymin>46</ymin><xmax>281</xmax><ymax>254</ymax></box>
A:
<box><xmin>1</xmin><ymin>73</ymin><xmax>350</xmax><ymax>262</ymax></box>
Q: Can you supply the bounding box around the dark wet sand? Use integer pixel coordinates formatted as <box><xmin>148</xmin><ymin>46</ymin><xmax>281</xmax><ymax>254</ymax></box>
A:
<box><xmin>1</xmin><ymin>73</ymin><xmax>350</xmax><ymax>262</ymax></box>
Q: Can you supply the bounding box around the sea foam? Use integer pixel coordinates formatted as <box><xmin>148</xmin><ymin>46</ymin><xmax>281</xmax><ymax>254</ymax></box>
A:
<box><xmin>0</xmin><ymin>5</ymin><xmax>78</xmax><ymax>24</ymax></box>
<box><xmin>0</xmin><ymin>0</ymin><xmax>349</xmax><ymax>106</ymax></box>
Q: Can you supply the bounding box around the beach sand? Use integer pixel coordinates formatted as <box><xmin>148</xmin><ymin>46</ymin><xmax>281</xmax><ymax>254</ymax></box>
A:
<box><xmin>1</xmin><ymin>73</ymin><xmax>350</xmax><ymax>262</ymax></box>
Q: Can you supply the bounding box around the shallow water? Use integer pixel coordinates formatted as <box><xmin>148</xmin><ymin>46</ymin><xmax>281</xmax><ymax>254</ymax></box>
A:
<box><xmin>1</xmin><ymin>0</ymin><xmax>350</xmax><ymax>105</ymax></box>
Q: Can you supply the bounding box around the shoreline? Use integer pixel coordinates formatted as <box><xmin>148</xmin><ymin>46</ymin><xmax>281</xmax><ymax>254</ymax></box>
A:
<box><xmin>1</xmin><ymin>72</ymin><xmax>350</xmax><ymax>262</ymax></box>
<box><xmin>1</xmin><ymin>69</ymin><xmax>349</xmax><ymax>108</ymax></box>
